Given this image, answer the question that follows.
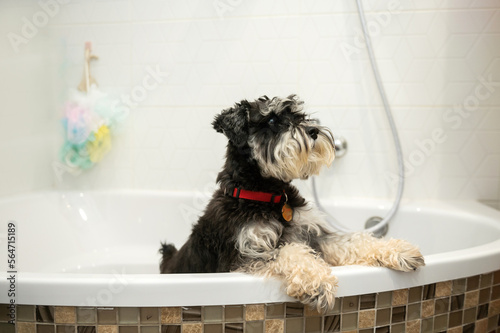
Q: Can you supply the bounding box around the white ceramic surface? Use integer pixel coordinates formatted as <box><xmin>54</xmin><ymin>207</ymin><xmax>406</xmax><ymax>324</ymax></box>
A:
<box><xmin>0</xmin><ymin>190</ymin><xmax>499</xmax><ymax>306</ymax></box>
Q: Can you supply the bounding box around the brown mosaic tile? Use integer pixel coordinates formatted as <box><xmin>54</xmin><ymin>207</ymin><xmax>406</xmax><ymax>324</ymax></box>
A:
<box><xmin>182</xmin><ymin>323</ymin><xmax>202</xmax><ymax>333</ymax></box>
<box><xmin>323</xmin><ymin>315</ymin><xmax>340</xmax><ymax>332</ymax></box>
<box><xmin>480</xmin><ymin>273</ymin><xmax>493</xmax><ymax>288</ymax></box>
<box><xmin>408</xmin><ymin>286</ymin><xmax>422</xmax><ymax>303</ymax></box>
<box><xmin>118</xmin><ymin>326</ymin><xmax>138</xmax><ymax>333</ymax></box>
<box><xmin>433</xmin><ymin>314</ymin><xmax>448</xmax><ymax>331</ymax></box>
<box><xmin>488</xmin><ymin>315</ymin><xmax>499</xmax><ymax>330</ymax></box>
<box><xmin>285</xmin><ymin>317</ymin><xmax>303</xmax><ymax>333</ymax></box>
<box><xmin>494</xmin><ymin>270</ymin><xmax>500</xmax><ymax>285</ymax></box>
<box><xmin>140</xmin><ymin>327</ymin><xmax>159</xmax><ymax>333</ymax></box>
<box><xmin>477</xmin><ymin>304</ymin><xmax>489</xmax><ymax>320</ymax></box>
<box><xmin>465</xmin><ymin>290</ymin><xmax>480</xmax><ymax>308</ymax></box>
<box><xmin>391</xmin><ymin>306</ymin><xmax>406</xmax><ymax>323</ymax></box>
<box><xmin>392</xmin><ymin>289</ymin><xmax>408</xmax><ymax>306</ymax></box>
<box><xmin>358</xmin><ymin>309</ymin><xmax>375</xmax><ymax>328</ymax></box>
<box><xmin>225</xmin><ymin>322</ymin><xmax>243</xmax><ymax>333</ymax></box>
<box><xmin>160</xmin><ymin>324</ymin><xmax>180</xmax><ymax>333</ymax></box>
<box><xmin>421</xmin><ymin>299</ymin><xmax>434</xmax><ymax>318</ymax></box>
<box><xmin>359</xmin><ymin>294</ymin><xmax>376</xmax><ymax>310</ymax></box>
<box><xmin>435</xmin><ymin>297</ymin><xmax>450</xmax><ymax>315</ymax></box>
<box><xmin>140</xmin><ymin>308</ymin><xmax>159</xmax><ymax>324</ymax></box>
<box><xmin>17</xmin><ymin>322</ymin><xmax>36</xmax><ymax>333</ymax></box>
<box><xmin>204</xmin><ymin>323</ymin><xmax>223</xmax><ymax>333</ymax></box>
<box><xmin>467</xmin><ymin>275</ymin><xmax>480</xmax><ymax>291</ymax></box>
<box><xmin>97</xmin><ymin>325</ymin><xmax>117</xmax><ymax>333</ymax></box>
<box><xmin>37</xmin><ymin>325</ymin><xmax>55</xmax><ymax>333</ymax></box>
<box><xmin>475</xmin><ymin>318</ymin><xmax>488</xmax><ymax>332</ymax></box>
<box><xmin>225</xmin><ymin>305</ymin><xmax>243</xmax><ymax>321</ymax></box>
<box><xmin>245</xmin><ymin>321</ymin><xmax>264</xmax><ymax>333</ymax></box>
<box><xmin>98</xmin><ymin>308</ymin><xmax>117</xmax><ymax>325</ymax></box>
<box><xmin>423</xmin><ymin>284</ymin><xmax>435</xmax><ymax>300</ymax></box>
<box><xmin>77</xmin><ymin>326</ymin><xmax>96</xmax><ymax>333</ymax></box>
<box><xmin>77</xmin><ymin>308</ymin><xmax>96</xmax><ymax>324</ymax></box>
<box><xmin>390</xmin><ymin>322</ymin><xmax>404</xmax><ymax>333</ymax></box>
<box><xmin>451</xmin><ymin>294</ymin><xmax>465</xmax><ymax>311</ymax></box>
<box><xmin>447</xmin><ymin>327</ymin><xmax>462</xmax><ymax>333</ymax></box>
<box><xmin>160</xmin><ymin>308</ymin><xmax>181</xmax><ymax>324</ymax></box>
<box><xmin>407</xmin><ymin>303</ymin><xmax>420</xmax><ymax>321</ymax></box>
<box><xmin>341</xmin><ymin>312</ymin><xmax>357</xmax><ymax>331</ymax></box>
<box><xmin>246</xmin><ymin>304</ymin><xmax>265</xmax><ymax>321</ymax></box>
<box><xmin>57</xmin><ymin>325</ymin><xmax>76</xmax><ymax>333</ymax></box>
<box><xmin>18</xmin><ymin>305</ymin><xmax>35</xmax><ymax>322</ymax></box>
<box><xmin>436</xmin><ymin>281</ymin><xmax>452</xmax><ymax>297</ymax></box>
<box><xmin>203</xmin><ymin>306</ymin><xmax>223</xmax><ymax>323</ymax></box>
<box><xmin>182</xmin><ymin>307</ymin><xmax>201</xmax><ymax>322</ymax></box>
<box><xmin>342</xmin><ymin>296</ymin><xmax>359</xmax><ymax>313</ymax></box>
<box><xmin>285</xmin><ymin>303</ymin><xmax>304</xmax><ymax>318</ymax></box>
<box><xmin>304</xmin><ymin>317</ymin><xmax>321</xmax><ymax>333</ymax></box>
<box><xmin>0</xmin><ymin>304</ymin><xmax>10</xmax><ymax>323</ymax></box>
<box><xmin>452</xmin><ymin>278</ymin><xmax>467</xmax><ymax>295</ymax></box>
<box><xmin>266</xmin><ymin>304</ymin><xmax>284</xmax><ymax>319</ymax></box>
<box><xmin>480</xmin><ymin>288</ymin><xmax>492</xmax><ymax>305</ymax></box>
<box><xmin>265</xmin><ymin>319</ymin><xmax>284</xmax><ymax>333</ymax></box>
<box><xmin>377</xmin><ymin>292</ymin><xmax>392</xmax><ymax>308</ymax></box>
<box><xmin>37</xmin><ymin>306</ymin><xmax>55</xmax><ymax>323</ymax></box>
<box><xmin>463</xmin><ymin>323</ymin><xmax>475</xmax><ymax>333</ymax></box>
<box><xmin>55</xmin><ymin>307</ymin><xmax>76</xmax><ymax>324</ymax></box>
<box><xmin>463</xmin><ymin>307</ymin><xmax>476</xmax><ymax>324</ymax></box>
<box><xmin>375</xmin><ymin>325</ymin><xmax>390</xmax><ymax>333</ymax></box>
<box><xmin>490</xmin><ymin>299</ymin><xmax>500</xmax><ymax>316</ymax></box>
<box><xmin>118</xmin><ymin>308</ymin><xmax>139</xmax><ymax>324</ymax></box>
<box><xmin>376</xmin><ymin>308</ymin><xmax>391</xmax><ymax>326</ymax></box>
<box><xmin>406</xmin><ymin>319</ymin><xmax>420</xmax><ymax>333</ymax></box>
<box><xmin>449</xmin><ymin>310</ymin><xmax>463</xmax><ymax>327</ymax></box>
<box><xmin>421</xmin><ymin>317</ymin><xmax>433</xmax><ymax>332</ymax></box>
<box><xmin>492</xmin><ymin>285</ymin><xmax>500</xmax><ymax>300</ymax></box>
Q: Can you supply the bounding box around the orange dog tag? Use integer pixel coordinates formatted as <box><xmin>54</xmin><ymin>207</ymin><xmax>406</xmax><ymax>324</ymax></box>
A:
<box><xmin>282</xmin><ymin>203</ymin><xmax>293</xmax><ymax>222</ymax></box>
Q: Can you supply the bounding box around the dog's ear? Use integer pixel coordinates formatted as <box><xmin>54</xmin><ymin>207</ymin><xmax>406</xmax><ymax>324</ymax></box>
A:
<box><xmin>212</xmin><ymin>101</ymin><xmax>250</xmax><ymax>147</ymax></box>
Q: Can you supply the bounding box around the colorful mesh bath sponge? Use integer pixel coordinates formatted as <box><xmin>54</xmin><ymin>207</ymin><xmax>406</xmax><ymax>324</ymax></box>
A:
<box><xmin>59</xmin><ymin>42</ymin><xmax>125</xmax><ymax>175</ymax></box>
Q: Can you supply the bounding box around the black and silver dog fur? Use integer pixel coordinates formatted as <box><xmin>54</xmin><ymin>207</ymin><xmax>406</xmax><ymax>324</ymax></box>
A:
<box><xmin>160</xmin><ymin>95</ymin><xmax>424</xmax><ymax>312</ymax></box>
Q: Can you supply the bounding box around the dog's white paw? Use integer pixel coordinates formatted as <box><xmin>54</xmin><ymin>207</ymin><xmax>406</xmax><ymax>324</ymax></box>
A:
<box><xmin>378</xmin><ymin>239</ymin><xmax>425</xmax><ymax>272</ymax></box>
<box><xmin>287</xmin><ymin>275</ymin><xmax>338</xmax><ymax>313</ymax></box>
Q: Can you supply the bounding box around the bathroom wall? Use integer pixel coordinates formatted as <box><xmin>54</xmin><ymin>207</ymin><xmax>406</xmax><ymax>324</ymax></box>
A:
<box><xmin>1</xmin><ymin>0</ymin><xmax>499</xmax><ymax>205</ymax></box>
<box><xmin>0</xmin><ymin>2</ymin><xmax>60</xmax><ymax>197</ymax></box>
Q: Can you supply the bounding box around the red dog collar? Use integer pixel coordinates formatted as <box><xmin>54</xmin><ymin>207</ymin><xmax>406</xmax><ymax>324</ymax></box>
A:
<box><xmin>228</xmin><ymin>188</ymin><xmax>283</xmax><ymax>203</ymax></box>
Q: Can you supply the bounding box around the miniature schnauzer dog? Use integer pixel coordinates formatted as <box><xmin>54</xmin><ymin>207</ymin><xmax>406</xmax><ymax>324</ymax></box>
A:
<box><xmin>160</xmin><ymin>95</ymin><xmax>424</xmax><ymax>312</ymax></box>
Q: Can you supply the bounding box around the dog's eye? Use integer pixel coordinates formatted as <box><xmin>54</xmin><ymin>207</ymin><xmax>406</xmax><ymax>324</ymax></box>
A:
<box><xmin>268</xmin><ymin>116</ymin><xmax>278</xmax><ymax>126</ymax></box>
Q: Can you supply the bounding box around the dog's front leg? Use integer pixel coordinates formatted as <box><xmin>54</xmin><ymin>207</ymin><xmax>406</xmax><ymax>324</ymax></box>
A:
<box><xmin>241</xmin><ymin>243</ymin><xmax>338</xmax><ymax>313</ymax></box>
<box><xmin>318</xmin><ymin>232</ymin><xmax>425</xmax><ymax>272</ymax></box>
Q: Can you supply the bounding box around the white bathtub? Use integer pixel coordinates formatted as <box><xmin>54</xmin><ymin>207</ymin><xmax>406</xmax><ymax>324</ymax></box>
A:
<box><xmin>1</xmin><ymin>190</ymin><xmax>499</xmax><ymax>307</ymax></box>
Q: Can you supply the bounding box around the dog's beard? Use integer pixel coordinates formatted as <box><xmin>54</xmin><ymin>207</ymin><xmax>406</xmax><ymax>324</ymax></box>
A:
<box><xmin>250</xmin><ymin>125</ymin><xmax>335</xmax><ymax>182</ymax></box>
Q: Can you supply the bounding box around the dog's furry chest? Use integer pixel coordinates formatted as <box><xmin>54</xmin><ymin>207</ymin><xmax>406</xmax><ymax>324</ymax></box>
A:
<box><xmin>235</xmin><ymin>204</ymin><xmax>328</xmax><ymax>261</ymax></box>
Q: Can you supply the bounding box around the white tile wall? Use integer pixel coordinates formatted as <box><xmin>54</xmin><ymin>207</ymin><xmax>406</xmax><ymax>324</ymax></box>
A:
<box><xmin>1</xmin><ymin>0</ymin><xmax>499</xmax><ymax>204</ymax></box>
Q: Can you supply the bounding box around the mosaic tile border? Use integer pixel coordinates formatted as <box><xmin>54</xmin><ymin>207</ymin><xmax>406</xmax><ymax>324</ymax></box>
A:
<box><xmin>3</xmin><ymin>270</ymin><xmax>499</xmax><ymax>333</ymax></box>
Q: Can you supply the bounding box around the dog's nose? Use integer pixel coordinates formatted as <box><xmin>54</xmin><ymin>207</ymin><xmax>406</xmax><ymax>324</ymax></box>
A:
<box><xmin>307</xmin><ymin>127</ymin><xmax>319</xmax><ymax>140</ymax></box>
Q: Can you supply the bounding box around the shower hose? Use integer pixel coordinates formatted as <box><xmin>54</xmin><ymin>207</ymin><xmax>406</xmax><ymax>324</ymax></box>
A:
<box><xmin>312</xmin><ymin>0</ymin><xmax>405</xmax><ymax>234</ymax></box>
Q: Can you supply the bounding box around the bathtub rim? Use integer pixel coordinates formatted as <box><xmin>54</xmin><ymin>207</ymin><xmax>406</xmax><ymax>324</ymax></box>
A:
<box><xmin>1</xmin><ymin>192</ymin><xmax>500</xmax><ymax>306</ymax></box>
